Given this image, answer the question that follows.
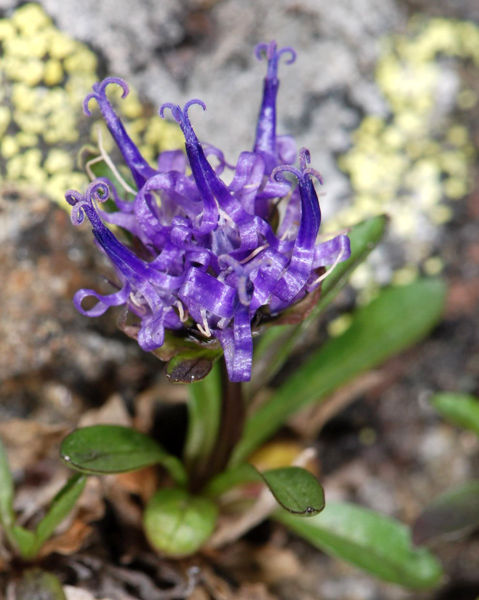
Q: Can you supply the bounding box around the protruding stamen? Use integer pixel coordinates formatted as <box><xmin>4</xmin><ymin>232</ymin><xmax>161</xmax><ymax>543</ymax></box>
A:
<box><xmin>159</xmin><ymin>100</ymin><xmax>206</xmax><ymax>135</ymax></box>
<box><xmin>197</xmin><ymin>309</ymin><xmax>212</xmax><ymax>337</ymax></box>
<box><xmin>272</xmin><ymin>164</ymin><xmax>303</xmax><ymax>183</ymax></box>
<box><xmin>159</xmin><ymin>102</ymin><xmax>183</xmax><ymax>123</ymax></box>
<box><xmin>272</xmin><ymin>149</ymin><xmax>323</xmax><ymax>186</ymax></box>
<box><xmin>254</xmin><ymin>41</ymin><xmax>296</xmax><ymax>79</ymax></box>
<box><xmin>253</xmin><ymin>41</ymin><xmax>297</xmax><ymax>164</ymax></box>
<box><xmin>66</xmin><ymin>181</ymin><xmax>110</xmax><ymax>227</ymax></box>
<box><xmin>174</xmin><ymin>300</ymin><xmax>188</xmax><ymax>322</ymax></box>
<box><xmin>82</xmin><ymin>77</ymin><xmax>155</xmax><ymax>188</ymax></box>
<box><xmin>83</xmin><ymin>77</ymin><xmax>129</xmax><ymax>116</ymax></box>
<box><xmin>299</xmin><ymin>147</ymin><xmax>311</xmax><ymax>171</ymax></box>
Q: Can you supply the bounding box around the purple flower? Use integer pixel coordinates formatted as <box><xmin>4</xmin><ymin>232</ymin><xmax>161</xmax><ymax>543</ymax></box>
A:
<box><xmin>66</xmin><ymin>41</ymin><xmax>351</xmax><ymax>382</ymax></box>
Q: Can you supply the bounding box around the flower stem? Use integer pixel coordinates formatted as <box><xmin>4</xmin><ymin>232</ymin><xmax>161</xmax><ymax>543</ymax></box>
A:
<box><xmin>190</xmin><ymin>359</ymin><xmax>245</xmax><ymax>493</ymax></box>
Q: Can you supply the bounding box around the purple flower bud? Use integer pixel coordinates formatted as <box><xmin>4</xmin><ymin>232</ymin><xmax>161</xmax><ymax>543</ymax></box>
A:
<box><xmin>68</xmin><ymin>42</ymin><xmax>351</xmax><ymax>382</ymax></box>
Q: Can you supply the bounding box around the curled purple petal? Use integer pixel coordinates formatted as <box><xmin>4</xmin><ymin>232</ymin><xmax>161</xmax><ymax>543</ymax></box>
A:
<box><xmin>179</xmin><ymin>268</ymin><xmax>237</xmax><ymax>319</ymax></box>
<box><xmin>313</xmin><ymin>234</ymin><xmax>351</xmax><ymax>268</ymax></box>
<box><xmin>74</xmin><ymin>284</ymin><xmax>131</xmax><ymax>317</ymax></box>
<box><xmin>84</xmin><ymin>77</ymin><xmax>156</xmax><ymax>188</ymax></box>
<box><xmin>214</xmin><ymin>303</ymin><xmax>253</xmax><ymax>382</ymax></box>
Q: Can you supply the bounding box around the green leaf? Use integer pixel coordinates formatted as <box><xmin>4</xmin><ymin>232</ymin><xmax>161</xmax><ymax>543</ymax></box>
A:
<box><xmin>233</xmin><ymin>278</ymin><xmax>447</xmax><ymax>464</ymax></box>
<box><xmin>0</xmin><ymin>436</ymin><xmax>16</xmax><ymax>544</ymax></box>
<box><xmin>184</xmin><ymin>362</ymin><xmax>222</xmax><ymax>470</ymax></box>
<box><xmin>25</xmin><ymin>475</ymin><xmax>87</xmax><ymax>559</ymax></box>
<box><xmin>16</xmin><ymin>568</ymin><xmax>66</xmax><ymax>600</ymax></box>
<box><xmin>250</xmin><ymin>215</ymin><xmax>389</xmax><ymax>392</ymax></box>
<box><xmin>144</xmin><ymin>488</ymin><xmax>218</xmax><ymax>557</ymax></box>
<box><xmin>61</xmin><ymin>425</ymin><xmax>187</xmax><ymax>487</ymax></box>
<box><xmin>0</xmin><ymin>441</ymin><xmax>36</xmax><ymax>559</ymax></box>
<box><xmin>205</xmin><ymin>464</ymin><xmax>324</xmax><ymax>516</ymax></box>
<box><xmin>260</xmin><ymin>467</ymin><xmax>325</xmax><ymax>516</ymax></box>
<box><xmin>11</xmin><ymin>526</ymin><xmax>36</xmax><ymax>559</ymax></box>
<box><xmin>413</xmin><ymin>480</ymin><xmax>479</xmax><ymax>544</ymax></box>
<box><xmin>430</xmin><ymin>393</ymin><xmax>479</xmax><ymax>437</ymax></box>
<box><xmin>276</xmin><ymin>502</ymin><xmax>443</xmax><ymax>589</ymax></box>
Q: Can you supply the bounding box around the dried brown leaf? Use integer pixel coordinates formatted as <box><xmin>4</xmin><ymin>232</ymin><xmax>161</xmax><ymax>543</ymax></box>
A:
<box><xmin>39</xmin><ymin>519</ymin><xmax>93</xmax><ymax>557</ymax></box>
<box><xmin>116</xmin><ymin>467</ymin><xmax>159</xmax><ymax>503</ymax></box>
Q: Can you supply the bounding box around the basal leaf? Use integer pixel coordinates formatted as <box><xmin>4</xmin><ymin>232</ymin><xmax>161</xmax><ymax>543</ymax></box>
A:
<box><xmin>0</xmin><ymin>436</ymin><xmax>15</xmax><ymax>541</ymax></box>
<box><xmin>276</xmin><ymin>502</ymin><xmax>442</xmax><ymax>589</ymax></box>
<box><xmin>260</xmin><ymin>466</ymin><xmax>325</xmax><ymax>516</ymax></box>
<box><xmin>29</xmin><ymin>474</ymin><xmax>87</xmax><ymax>559</ymax></box>
<box><xmin>413</xmin><ymin>480</ymin><xmax>479</xmax><ymax>544</ymax></box>
<box><xmin>144</xmin><ymin>488</ymin><xmax>218</xmax><ymax>557</ymax></box>
<box><xmin>61</xmin><ymin>425</ymin><xmax>187</xmax><ymax>486</ymax></box>
<box><xmin>11</xmin><ymin>526</ymin><xmax>36</xmax><ymax>559</ymax></box>
<box><xmin>205</xmin><ymin>464</ymin><xmax>324</xmax><ymax>517</ymax></box>
<box><xmin>430</xmin><ymin>393</ymin><xmax>479</xmax><ymax>437</ymax></box>
<box><xmin>233</xmin><ymin>278</ymin><xmax>447</xmax><ymax>464</ymax></box>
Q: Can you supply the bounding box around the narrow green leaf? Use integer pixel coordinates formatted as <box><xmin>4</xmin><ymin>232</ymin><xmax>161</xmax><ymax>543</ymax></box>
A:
<box><xmin>25</xmin><ymin>475</ymin><xmax>87</xmax><ymax>559</ymax></box>
<box><xmin>233</xmin><ymin>278</ymin><xmax>447</xmax><ymax>464</ymax></box>
<box><xmin>250</xmin><ymin>215</ymin><xmax>389</xmax><ymax>392</ymax></box>
<box><xmin>413</xmin><ymin>480</ymin><xmax>479</xmax><ymax>544</ymax></box>
<box><xmin>0</xmin><ymin>436</ymin><xmax>16</xmax><ymax>543</ymax></box>
<box><xmin>260</xmin><ymin>467</ymin><xmax>325</xmax><ymax>516</ymax></box>
<box><xmin>184</xmin><ymin>362</ymin><xmax>222</xmax><ymax>470</ymax></box>
<box><xmin>0</xmin><ymin>440</ymin><xmax>35</xmax><ymax>558</ymax></box>
<box><xmin>16</xmin><ymin>568</ymin><xmax>66</xmax><ymax>600</ymax></box>
<box><xmin>11</xmin><ymin>526</ymin><xmax>36</xmax><ymax>559</ymax></box>
<box><xmin>276</xmin><ymin>502</ymin><xmax>443</xmax><ymax>589</ymax></box>
<box><xmin>61</xmin><ymin>425</ymin><xmax>187</xmax><ymax>487</ymax></box>
<box><xmin>430</xmin><ymin>393</ymin><xmax>479</xmax><ymax>437</ymax></box>
<box><xmin>144</xmin><ymin>488</ymin><xmax>218</xmax><ymax>557</ymax></box>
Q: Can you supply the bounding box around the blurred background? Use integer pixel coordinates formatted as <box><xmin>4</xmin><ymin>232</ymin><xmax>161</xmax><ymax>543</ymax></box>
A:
<box><xmin>0</xmin><ymin>1</ymin><xmax>479</xmax><ymax>599</ymax></box>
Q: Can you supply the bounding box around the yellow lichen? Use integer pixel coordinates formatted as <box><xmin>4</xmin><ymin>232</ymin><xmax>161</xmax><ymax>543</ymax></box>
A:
<box><xmin>423</xmin><ymin>256</ymin><xmax>443</xmax><ymax>276</ymax></box>
<box><xmin>44</xmin><ymin>59</ymin><xmax>64</xmax><ymax>86</ymax></box>
<box><xmin>332</xmin><ymin>17</ymin><xmax>478</xmax><ymax>292</ymax></box>
<box><xmin>0</xmin><ymin>3</ymin><xmax>187</xmax><ymax>206</ymax></box>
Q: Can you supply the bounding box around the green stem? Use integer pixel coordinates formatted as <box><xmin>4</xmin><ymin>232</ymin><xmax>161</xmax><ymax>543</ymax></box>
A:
<box><xmin>189</xmin><ymin>358</ymin><xmax>245</xmax><ymax>492</ymax></box>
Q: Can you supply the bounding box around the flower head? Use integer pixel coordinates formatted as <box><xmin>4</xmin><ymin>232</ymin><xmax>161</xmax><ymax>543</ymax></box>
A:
<box><xmin>67</xmin><ymin>41</ymin><xmax>351</xmax><ymax>382</ymax></box>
